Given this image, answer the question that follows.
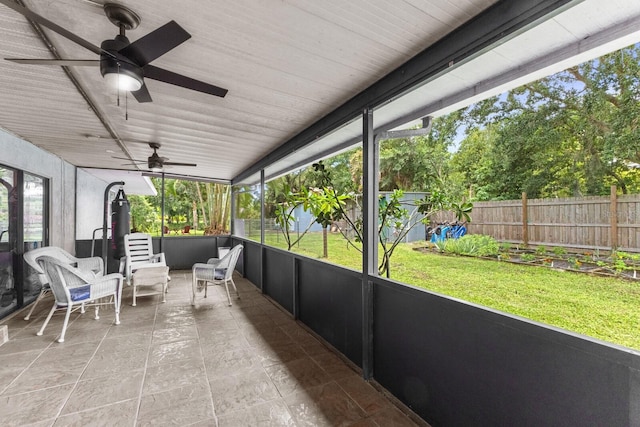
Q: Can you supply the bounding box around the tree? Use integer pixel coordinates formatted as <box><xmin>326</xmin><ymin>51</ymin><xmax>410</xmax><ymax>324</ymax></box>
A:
<box><xmin>204</xmin><ymin>183</ymin><xmax>230</xmax><ymax>234</ymax></box>
<box><xmin>461</xmin><ymin>44</ymin><xmax>640</xmax><ymax>198</ymax></box>
<box><xmin>310</xmin><ymin>161</ymin><xmax>459</xmax><ymax>277</ymax></box>
<box><xmin>128</xmin><ymin>195</ymin><xmax>158</xmax><ymax>233</ymax></box>
<box><xmin>378</xmin><ymin>114</ymin><xmax>461</xmax><ymax>194</ymax></box>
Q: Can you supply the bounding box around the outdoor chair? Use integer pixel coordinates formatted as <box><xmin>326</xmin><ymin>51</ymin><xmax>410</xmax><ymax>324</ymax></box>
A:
<box><xmin>121</xmin><ymin>233</ymin><xmax>168</xmax><ymax>286</ymax></box>
<box><xmin>36</xmin><ymin>255</ymin><xmax>122</xmax><ymax>343</ymax></box>
<box><xmin>22</xmin><ymin>246</ymin><xmax>103</xmax><ymax>321</ymax></box>
<box><xmin>191</xmin><ymin>244</ymin><xmax>243</xmax><ymax>306</ymax></box>
<box><xmin>182</xmin><ymin>225</ymin><xmax>191</xmax><ymax>234</ymax></box>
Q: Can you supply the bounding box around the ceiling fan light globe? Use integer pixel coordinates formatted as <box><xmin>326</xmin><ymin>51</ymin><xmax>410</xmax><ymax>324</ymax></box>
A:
<box><xmin>104</xmin><ymin>72</ymin><xmax>142</xmax><ymax>91</ymax></box>
<box><xmin>104</xmin><ymin>72</ymin><xmax>142</xmax><ymax>92</ymax></box>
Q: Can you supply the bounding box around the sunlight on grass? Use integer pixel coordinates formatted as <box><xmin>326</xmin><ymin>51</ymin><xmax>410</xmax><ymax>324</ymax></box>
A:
<box><xmin>258</xmin><ymin>231</ymin><xmax>640</xmax><ymax>350</ymax></box>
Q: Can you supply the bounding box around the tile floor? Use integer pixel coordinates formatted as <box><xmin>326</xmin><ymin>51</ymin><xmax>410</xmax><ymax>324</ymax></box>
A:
<box><xmin>0</xmin><ymin>270</ymin><xmax>425</xmax><ymax>426</ymax></box>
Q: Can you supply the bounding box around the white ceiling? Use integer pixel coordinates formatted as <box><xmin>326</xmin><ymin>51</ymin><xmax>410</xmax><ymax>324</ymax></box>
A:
<box><xmin>1</xmin><ymin>0</ymin><xmax>639</xmax><ymax>185</ymax></box>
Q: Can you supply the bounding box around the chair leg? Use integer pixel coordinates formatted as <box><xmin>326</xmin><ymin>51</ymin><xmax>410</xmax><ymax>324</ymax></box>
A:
<box><xmin>24</xmin><ymin>288</ymin><xmax>48</xmax><ymax>321</ymax></box>
<box><xmin>223</xmin><ymin>280</ymin><xmax>232</xmax><ymax>306</ymax></box>
<box><xmin>132</xmin><ymin>283</ymin><xmax>137</xmax><ymax>307</ymax></box>
<box><xmin>114</xmin><ymin>291</ymin><xmax>121</xmax><ymax>325</ymax></box>
<box><xmin>94</xmin><ymin>303</ymin><xmax>100</xmax><ymax>320</ymax></box>
<box><xmin>37</xmin><ymin>303</ymin><xmax>57</xmax><ymax>336</ymax></box>
<box><xmin>58</xmin><ymin>304</ymin><xmax>73</xmax><ymax>343</ymax></box>
<box><xmin>230</xmin><ymin>277</ymin><xmax>240</xmax><ymax>300</ymax></box>
<box><xmin>204</xmin><ymin>281</ymin><xmax>208</xmax><ymax>298</ymax></box>
<box><xmin>191</xmin><ymin>274</ymin><xmax>196</xmax><ymax>306</ymax></box>
<box><xmin>161</xmin><ymin>280</ymin><xmax>167</xmax><ymax>303</ymax></box>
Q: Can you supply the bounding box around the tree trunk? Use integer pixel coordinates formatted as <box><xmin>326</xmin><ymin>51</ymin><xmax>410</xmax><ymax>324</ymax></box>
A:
<box><xmin>196</xmin><ymin>183</ymin><xmax>207</xmax><ymax>227</ymax></box>
<box><xmin>323</xmin><ymin>226</ymin><xmax>328</xmax><ymax>258</ymax></box>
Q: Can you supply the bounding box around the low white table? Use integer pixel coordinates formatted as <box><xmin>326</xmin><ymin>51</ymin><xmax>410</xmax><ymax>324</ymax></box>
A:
<box><xmin>131</xmin><ymin>266</ymin><xmax>169</xmax><ymax>306</ymax></box>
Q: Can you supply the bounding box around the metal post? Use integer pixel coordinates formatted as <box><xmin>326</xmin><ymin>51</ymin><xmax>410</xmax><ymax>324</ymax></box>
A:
<box><xmin>362</xmin><ymin>107</ymin><xmax>377</xmax><ymax>380</ymax></box>
<box><xmin>102</xmin><ymin>181</ymin><xmax>124</xmax><ymax>274</ymax></box>
<box><xmin>522</xmin><ymin>192</ymin><xmax>528</xmax><ymax>247</ymax></box>
<box><xmin>160</xmin><ymin>172</ymin><xmax>165</xmax><ymax>252</ymax></box>
<box><xmin>610</xmin><ymin>185</ymin><xmax>617</xmax><ymax>251</ymax></box>
<box><xmin>230</xmin><ymin>184</ymin><xmax>235</xmax><ymax>236</ymax></box>
<box><xmin>260</xmin><ymin>170</ymin><xmax>265</xmax><ymax>292</ymax></box>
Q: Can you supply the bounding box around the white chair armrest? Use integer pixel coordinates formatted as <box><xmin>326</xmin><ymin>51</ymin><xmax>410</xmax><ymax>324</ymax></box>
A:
<box><xmin>75</xmin><ymin>256</ymin><xmax>104</xmax><ymax>276</ymax></box>
<box><xmin>151</xmin><ymin>253</ymin><xmax>166</xmax><ymax>265</ymax></box>
<box><xmin>206</xmin><ymin>257</ymin><xmax>221</xmax><ymax>266</ymax></box>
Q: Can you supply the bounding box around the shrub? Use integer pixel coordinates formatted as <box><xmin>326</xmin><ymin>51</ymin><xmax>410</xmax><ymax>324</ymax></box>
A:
<box><xmin>553</xmin><ymin>246</ymin><xmax>567</xmax><ymax>256</ymax></box>
<box><xmin>535</xmin><ymin>245</ymin><xmax>547</xmax><ymax>255</ymax></box>
<box><xmin>499</xmin><ymin>242</ymin><xmax>512</xmax><ymax>251</ymax></box>
<box><xmin>441</xmin><ymin>234</ymin><xmax>499</xmax><ymax>257</ymax></box>
<box><xmin>520</xmin><ymin>253</ymin><xmax>537</xmax><ymax>262</ymax></box>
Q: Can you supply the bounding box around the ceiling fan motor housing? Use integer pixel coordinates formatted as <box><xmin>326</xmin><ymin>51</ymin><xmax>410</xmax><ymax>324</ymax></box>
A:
<box><xmin>147</xmin><ymin>154</ymin><xmax>163</xmax><ymax>170</ymax></box>
<box><xmin>100</xmin><ymin>36</ymin><xmax>143</xmax><ymax>87</ymax></box>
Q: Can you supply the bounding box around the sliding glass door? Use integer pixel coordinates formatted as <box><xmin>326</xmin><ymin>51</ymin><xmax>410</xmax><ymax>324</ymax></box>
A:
<box><xmin>0</xmin><ymin>165</ymin><xmax>48</xmax><ymax>319</ymax></box>
<box><xmin>0</xmin><ymin>166</ymin><xmax>18</xmax><ymax>317</ymax></box>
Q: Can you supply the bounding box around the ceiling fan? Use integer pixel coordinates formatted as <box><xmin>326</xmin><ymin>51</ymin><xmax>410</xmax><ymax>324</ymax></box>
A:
<box><xmin>114</xmin><ymin>142</ymin><xmax>197</xmax><ymax>171</ymax></box>
<box><xmin>0</xmin><ymin>1</ymin><xmax>228</xmax><ymax>103</ymax></box>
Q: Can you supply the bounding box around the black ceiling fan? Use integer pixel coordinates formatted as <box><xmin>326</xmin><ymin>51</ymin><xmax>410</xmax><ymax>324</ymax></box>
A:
<box><xmin>114</xmin><ymin>142</ymin><xmax>197</xmax><ymax>170</ymax></box>
<box><xmin>0</xmin><ymin>1</ymin><xmax>228</xmax><ymax>103</ymax></box>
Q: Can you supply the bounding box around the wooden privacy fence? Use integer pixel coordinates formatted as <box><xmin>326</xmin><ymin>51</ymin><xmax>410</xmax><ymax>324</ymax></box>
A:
<box><xmin>445</xmin><ymin>186</ymin><xmax>640</xmax><ymax>253</ymax></box>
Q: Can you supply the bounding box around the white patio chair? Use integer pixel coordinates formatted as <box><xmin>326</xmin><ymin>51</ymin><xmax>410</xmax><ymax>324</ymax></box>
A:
<box><xmin>121</xmin><ymin>233</ymin><xmax>167</xmax><ymax>286</ymax></box>
<box><xmin>23</xmin><ymin>246</ymin><xmax>103</xmax><ymax>321</ymax></box>
<box><xmin>191</xmin><ymin>244</ymin><xmax>243</xmax><ymax>306</ymax></box>
<box><xmin>36</xmin><ymin>255</ymin><xmax>122</xmax><ymax>343</ymax></box>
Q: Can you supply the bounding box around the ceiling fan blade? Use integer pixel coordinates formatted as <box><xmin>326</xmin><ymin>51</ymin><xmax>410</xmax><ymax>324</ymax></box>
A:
<box><xmin>143</xmin><ymin>65</ymin><xmax>228</xmax><ymax>98</ymax></box>
<box><xmin>5</xmin><ymin>58</ymin><xmax>99</xmax><ymax>66</ymax></box>
<box><xmin>164</xmin><ymin>161</ymin><xmax>198</xmax><ymax>167</ymax></box>
<box><xmin>112</xmin><ymin>156</ymin><xmax>146</xmax><ymax>163</ymax></box>
<box><xmin>131</xmin><ymin>83</ymin><xmax>153</xmax><ymax>103</ymax></box>
<box><xmin>0</xmin><ymin>0</ymin><xmax>103</xmax><ymax>55</ymax></box>
<box><xmin>118</xmin><ymin>21</ymin><xmax>190</xmax><ymax>67</ymax></box>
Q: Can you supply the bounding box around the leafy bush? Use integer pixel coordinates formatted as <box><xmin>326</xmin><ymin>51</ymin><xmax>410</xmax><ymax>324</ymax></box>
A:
<box><xmin>553</xmin><ymin>246</ymin><xmax>567</xmax><ymax>256</ymax></box>
<box><xmin>440</xmin><ymin>234</ymin><xmax>499</xmax><ymax>257</ymax></box>
<box><xmin>520</xmin><ymin>253</ymin><xmax>537</xmax><ymax>262</ymax></box>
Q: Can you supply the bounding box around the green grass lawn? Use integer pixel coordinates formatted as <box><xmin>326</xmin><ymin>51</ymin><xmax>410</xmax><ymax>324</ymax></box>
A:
<box><xmin>254</xmin><ymin>231</ymin><xmax>640</xmax><ymax>350</ymax></box>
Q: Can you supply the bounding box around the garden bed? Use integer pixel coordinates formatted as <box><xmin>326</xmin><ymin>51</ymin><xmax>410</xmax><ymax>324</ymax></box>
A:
<box><xmin>416</xmin><ymin>243</ymin><xmax>640</xmax><ymax>281</ymax></box>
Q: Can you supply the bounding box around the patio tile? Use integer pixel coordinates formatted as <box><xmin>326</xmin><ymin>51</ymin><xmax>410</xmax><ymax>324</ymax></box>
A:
<box><xmin>243</xmin><ymin>325</ymin><xmax>292</xmax><ymax>347</ymax></box>
<box><xmin>61</xmin><ymin>370</ymin><xmax>144</xmax><ymax>414</ymax></box>
<box><xmin>82</xmin><ymin>346</ymin><xmax>148</xmax><ymax>379</ymax></box>
<box><xmin>217</xmin><ymin>398</ymin><xmax>295</xmax><ymax>426</ymax></box>
<box><xmin>55</xmin><ymin>398</ymin><xmax>138</xmax><ymax>427</ymax></box>
<box><xmin>143</xmin><ymin>359</ymin><xmax>207</xmax><ymax>395</ymax></box>
<box><xmin>0</xmin><ymin>334</ymin><xmax>53</xmax><ymax>355</ymax></box>
<box><xmin>203</xmin><ymin>346</ymin><xmax>262</xmax><ymax>379</ymax></box>
<box><xmin>0</xmin><ymin>383</ymin><xmax>74</xmax><ymax>426</ymax></box>
<box><xmin>312</xmin><ymin>351</ymin><xmax>358</xmax><ymax>380</ymax></box>
<box><xmin>2</xmin><ymin>363</ymin><xmax>85</xmax><ymax>395</ymax></box>
<box><xmin>148</xmin><ymin>338</ymin><xmax>202</xmax><ymax>366</ymax></box>
<box><xmin>0</xmin><ymin>349</ymin><xmax>42</xmax><ymax>394</ymax></box>
<box><xmin>137</xmin><ymin>383</ymin><xmax>214</xmax><ymax>426</ymax></box>
<box><xmin>284</xmin><ymin>381</ymin><xmax>366</xmax><ymax>427</ymax></box>
<box><xmin>264</xmin><ymin>356</ymin><xmax>332</xmax><ymax>396</ymax></box>
<box><xmin>208</xmin><ymin>367</ymin><xmax>280</xmax><ymax>415</ymax></box>
<box><xmin>253</xmin><ymin>341</ymin><xmax>308</xmax><ymax>367</ymax></box>
<box><xmin>363</xmin><ymin>404</ymin><xmax>423</xmax><ymax>427</ymax></box>
<box><xmin>336</xmin><ymin>376</ymin><xmax>391</xmax><ymax>415</ymax></box>
<box><xmin>153</xmin><ymin>313</ymin><xmax>196</xmax><ymax>328</ymax></box>
<box><xmin>97</xmin><ymin>331</ymin><xmax>153</xmax><ymax>352</ymax></box>
<box><xmin>151</xmin><ymin>324</ymin><xmax>199</xmax><ymax>344</ymax></box>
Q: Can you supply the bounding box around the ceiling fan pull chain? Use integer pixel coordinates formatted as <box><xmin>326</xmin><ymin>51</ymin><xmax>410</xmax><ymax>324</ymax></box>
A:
<box><xmin>116</xmin><ymin>63</ymin><xmax>121</xmax><ymax>107</ymax></box>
